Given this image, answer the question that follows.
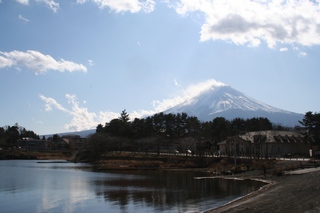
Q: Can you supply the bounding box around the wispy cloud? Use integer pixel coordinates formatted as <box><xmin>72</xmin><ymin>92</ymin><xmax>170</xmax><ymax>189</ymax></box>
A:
<box><xmin>17</xmin><ymin>0</ymin><xmax>59</xmax><ymax>12</ymax></box>
<box><xmin>37</xmin><ymin>0</ymin><xmax>59</xmax><ymax>13</ymax></box>
<box><xmin>280</xmin><ymin>47</ymin><xmax>288</xmax><ymax>52</ymax></box>
<box><xmin>0</xmin><ymin>50</ymin><xmax>87</xmax><ymax>74</ymax></box>
<box><xmin>39</xmin><ymin>79</ymin><xmax>225</xmax><ymax>131</ymax></box>
<box><xmin>19</xmin><ymin>14</ymin><xmax>30</xmax><ymax>22</ymax></box>
<box><xmin>40</xmin><ymin>94</ymin><xmax>119</xmax><ymax>131</ymax></box>
<box><xmin>39</xmin><ymin>93</ymin><xmax>157</xmax><ymax>131</ymax></box>
<box><xmin>76</xmin><ymin>0</ymin><xmax>155</xmax><ymax>13</ymax></box>
<box><xmin>64</xmin><ymin>94</ymin><xmax>99</xmax><ymax>131</ymax></box>
<box><xmin>174</xmin><ymin>79</ymin><xmax>184</xmax><ymax>90</ymax></box>
<box><xmin>39</xmin><ymin>95</ymin><xmax>68</xmax><ymax>112</ymax></box>
<box><xmin>88</xmin><ymin>59</ymin><xmax>94</xmax><ymax>66</ymax></box>
<box><xmin>16</xmin><ymin>0</ymin><xmax>29</xmax><ymax>5</ymax></box>
<box><xmin>293</xmin><ymin>46</ymin><xmax>308</xmax><ymax>57</ymax></box>
<box><xmin>172</xmin><ymin>0</ymin><xmax>320</xmax><ymax>48</ymax></box>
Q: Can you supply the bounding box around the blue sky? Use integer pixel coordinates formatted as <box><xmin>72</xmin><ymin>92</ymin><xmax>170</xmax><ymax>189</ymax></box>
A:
<box><xmin>1</xmin><ymin>0</ymin><xmax>319</xmax><ymax>135</ymax></box>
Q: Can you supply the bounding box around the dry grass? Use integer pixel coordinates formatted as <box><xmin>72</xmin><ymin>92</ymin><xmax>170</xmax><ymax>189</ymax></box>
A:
<box><xmin>0</xmin><ymin>150</ymin><xmax>72</xmax><ymax>160</ymax></box>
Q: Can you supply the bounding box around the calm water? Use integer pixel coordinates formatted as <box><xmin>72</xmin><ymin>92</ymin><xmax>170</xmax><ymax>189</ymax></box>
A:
<box><xmin>0</xmin><ymin>160</ymin><xmax>265</xmax><ymax>213</ymax></box>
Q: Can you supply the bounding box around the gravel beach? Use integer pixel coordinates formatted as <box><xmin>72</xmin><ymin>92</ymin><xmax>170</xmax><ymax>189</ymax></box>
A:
<box><xmin>206</xmin><ymin>165</ymin><xmax>320</xmax><ymax>213</ymax></box>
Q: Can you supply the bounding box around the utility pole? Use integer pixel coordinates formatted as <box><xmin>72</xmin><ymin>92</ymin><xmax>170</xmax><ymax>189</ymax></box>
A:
<box><xmin>233</xmin><ymin>137</ymin><xmax>237</xmax><ymax>171</ymax></box>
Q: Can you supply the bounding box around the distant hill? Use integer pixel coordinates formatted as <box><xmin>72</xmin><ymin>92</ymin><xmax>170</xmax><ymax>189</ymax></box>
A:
<box><xmin>164</xmin><ymin>83</ymin><xmax>303</xmax><ymax>127</ymax></box>
<box><xmin>42</xmin><ymin>129</ymin><xmax>95</xmax><ymax>139</ymax></box>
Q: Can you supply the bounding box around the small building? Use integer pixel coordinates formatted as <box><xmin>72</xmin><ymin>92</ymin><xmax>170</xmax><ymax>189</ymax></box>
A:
<box><xmin>18</xmin><ymin>138</ymin><xmax>48</xmax><ymax>151</ymax></box>
<box><xmin>61</xmin><ymin>135</ymin><xmax>87</xmax><ymax>151</ymax></box>
<box><xmin>218</xmin><ymin>131</ymin><xmax>310</xmax><ymax>159</ymax></box>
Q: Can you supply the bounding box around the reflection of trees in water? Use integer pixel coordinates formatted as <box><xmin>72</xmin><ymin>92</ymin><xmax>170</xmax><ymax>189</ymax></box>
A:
<box><xmin>93</xmin><ymin>171</ymin><xmax>265</xmax><ymax>211</ymax></box>
<box><xmin>217</xmin><ymin>178</ymin><xmax>265</xmax><ymax>197</ymax></box>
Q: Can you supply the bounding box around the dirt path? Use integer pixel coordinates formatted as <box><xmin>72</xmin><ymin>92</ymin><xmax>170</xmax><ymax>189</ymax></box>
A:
<box><xmin>206</xmin><ymin>168</ymin><xmax>320</xmax><ymax>213</ymax></box>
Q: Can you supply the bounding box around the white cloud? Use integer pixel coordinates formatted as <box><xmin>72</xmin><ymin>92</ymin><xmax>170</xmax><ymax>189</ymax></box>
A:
<box><xmin>39</xmin><ymin>95</ymin><xmax>68</xmax><ymax>112</ymax></box>
<box><xmin>16</xmin><ymin>0</ymin><xmax>29</xmax><ymax>5</ymax></box>
<box><xmin>76</xmin><ymin>0</ymin><xmax>155</xmax><ymax>13</ymax></box>
<box><xmin>299</xmin><ymin>51</ymin><xmax>307</xmax><ymax>57</ymax></box>
<box><xmin>19</xmin><ymin>14</ymin><xmax>30</xmax><ymax>22</ymax></box>
<box><xmin>40</xmin><ymin>94</ymin><xmax>98</xmax><ymax>131</ymax></box>
<box><xmin>174</xmin><ymin>79</ymin><xmax>183</xmax><ymax>90</ymax></box>
<box><xmin>98</xmin><ymin>111</ymin><xmax>120</xmax><ymax>123</ymax></box>
<box><xmin>280</xmin><ymin>47</ymin><xmax>288</xmax><ymax>52</ymax></box>
<box><xmin>40</xmin><ymin>94</ymin><xmax>120</xmax><ymax>131</ymax></box>
<box><xmin>0</xmin><ymin>50</ymin><xmax>87</xmax><ymax>74</ymax></box>
<box><xmin>64</xmin><ymin>94</ymin><xmax>99</xmax><ymax>131</ymax></box>
<box><xmin>0</xmin><ymin>56</ymin><xmax>14</xmax><ymax>68</ymax></box>
<box><xmin>88</xmin><ymin>60</ymin><xmax>94</xmax><ymax>66</ymax></box>
<box><xmin>293</xmin><ymin>46</ymin><xmax>308</xmax><ymax>57</ymax></box>
<box><xmin>36</xmin><ymin>0</ymin><xmax>59</xmax><ymax>12</ymax></box>
<box><xmin>16</xmin><ymin>0</ymin><xmax>59</xmax><ymax>12</ymax></box>
<box><xmin>172</xmin><ymin>0</ymin><xmax>320</xmax><ymax>48</ymax></box>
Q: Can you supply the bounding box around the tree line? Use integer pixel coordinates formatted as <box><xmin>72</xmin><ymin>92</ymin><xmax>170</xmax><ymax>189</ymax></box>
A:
<box><xmin>88</xmin><ymin>110</ymin><xmax>286</xmax><ymax>155</ymax></box>
<box><xmin>0</xmin><ymin>123</ymin><xmax>40</xmax><ymax>148</ymax></box>
<box><xmin>1</xmin><ymin>111</ymin><xmax>319</xmax><ymax>154</ymax></box>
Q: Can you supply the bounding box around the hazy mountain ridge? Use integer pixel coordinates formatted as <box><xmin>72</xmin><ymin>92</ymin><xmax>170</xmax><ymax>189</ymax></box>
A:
<box><xmin>42</xmin><ymin>129</ymin><xmax>95</xmax><ymax>138</ymax></box>
<box><xmin>164</xmin><ymin>85</ymin><xmax>303</xmax><ymax>127</ymax></box>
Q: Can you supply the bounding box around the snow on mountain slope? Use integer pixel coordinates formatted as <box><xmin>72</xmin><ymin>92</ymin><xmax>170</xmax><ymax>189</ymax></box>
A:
<box><xmin>164</xmin><ymin>83</ymin><xmax>303</xmax><ymax>126</ymax></box>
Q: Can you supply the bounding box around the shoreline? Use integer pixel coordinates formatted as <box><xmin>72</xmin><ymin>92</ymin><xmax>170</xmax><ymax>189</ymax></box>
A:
<box><xmin>202</xmin><ymin>176</ymin><xmax>274</xmax><ymax>213</ymax></box>
<box><xmin>3</xmin><ymin>150</ymin><xmax>320</xmax><ymax>212</ymax></box>
<box><xmin>204</xmin><ymin>167</ymin><xmax>320</xmax><ymax>213</ymax></box>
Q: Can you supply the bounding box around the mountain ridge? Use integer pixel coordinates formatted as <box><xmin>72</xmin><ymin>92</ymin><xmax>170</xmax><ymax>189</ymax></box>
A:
<box><xmin>164</xmin><ymin>84</ymin><xmax>303</xmax><ymax>127</ymax></box>
<box><xmin>42</xmin><ymin>129</ymin><xmax>95</xmax><ymax>138</ymax></box>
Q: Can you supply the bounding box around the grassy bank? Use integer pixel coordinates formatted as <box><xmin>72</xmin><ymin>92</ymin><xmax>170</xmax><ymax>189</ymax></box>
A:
<box><xmin>2</xmin><ymin>150</ymin><xmax>318</xmax><ymax>176</ymax></box>
<box><xmin>75</xmin><ymin>151</ymin><xmax>314</xmax><ymax>174</ymax></box>
<box><xmin>0</xmin><ymin>150</ymin><xmax>73</xmax><ymax>160</ymax></box>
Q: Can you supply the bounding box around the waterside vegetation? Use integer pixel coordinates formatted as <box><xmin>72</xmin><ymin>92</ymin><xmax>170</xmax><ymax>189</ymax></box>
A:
<box><xmin>1</xmin><ymin>110</ymin><xmax>320</xmax><ymax>173</ymax></box>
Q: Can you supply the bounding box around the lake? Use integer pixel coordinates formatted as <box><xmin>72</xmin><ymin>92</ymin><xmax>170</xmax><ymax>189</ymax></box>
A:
<box><xmin>0</xmin><ymin>160</ymin><xmax>265</xmax><ymax>213</ymax></box>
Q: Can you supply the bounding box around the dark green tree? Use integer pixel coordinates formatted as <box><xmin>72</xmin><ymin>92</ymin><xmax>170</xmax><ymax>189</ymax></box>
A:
<box><xmin>174</xmin><ymin>113</ymin><xmax>188</xmax><ymax>138</ymax></box>
<box><xmin>245</xmin><ymin>117</ymin><xmax>272</xmax><ymax>131</ymax></box>
<box><xmin>52</xmin><ymin>134</ymin><xmax>60</xmax><ymax>142</ymax></box>
<box><xmin>299</xmin><ymin>111</ymin><xmax>320</xmax><ymax>144</ymax></box>
<box><xmin>5</xmin><ymin>124</ymin><xmax>20</xmax><ymax>147</ymax></box>
<box><xmin>211</xmin><ymin>117</ymin><xmax>231</xmax><ymax>143</ymax></box>
<box><xmin>152</xmin><ymin>113</ymin><xmax>166</xmax><ymax>155</ymax></box>
<box><xmin>0</xmin><ymin>127</ymin><xmax>5</xmax><ymax>146</ymax></box>
<box><xmin>186</xmin><ymin>116</ymin><xmax>201</xmax><ymax>138</ymax></box>
<box><xmin>20</xmin><ymin>128</ymin><xmax>40</xmax><ymax>139</ymax></box>
<box><xmin>96</xmin><ymin>124</ymin><xmax>103</xmax><ymax>133</ymax></box>
<box><xmin>119</xmin><ymin>109</ymin><xmax>130</xmax><ymax>123</ymax></box>
<box><xmin>230</xmin><ymin>118</ymin><xmax>246</xmax><ymax>135</ymax></box>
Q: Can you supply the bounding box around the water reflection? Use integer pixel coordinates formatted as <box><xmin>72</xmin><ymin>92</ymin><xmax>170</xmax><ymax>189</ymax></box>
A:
<box><xmin>92</xmin><ymin>170</ymin><xmax>265</xmax><ymax>212</ymax></box>
<box><xmin>0</xmin><ymin>161</ymin><xmax>265</xmax><ymax>213</ymax></box>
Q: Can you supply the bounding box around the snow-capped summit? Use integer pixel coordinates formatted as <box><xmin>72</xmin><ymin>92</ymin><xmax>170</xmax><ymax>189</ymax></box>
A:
<box><xmin>164</xmin><ymin>82</ymin><xmax>303</xmax><ymax>127</ymax></box>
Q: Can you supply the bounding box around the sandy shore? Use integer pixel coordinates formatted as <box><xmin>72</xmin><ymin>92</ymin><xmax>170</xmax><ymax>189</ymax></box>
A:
<box><xmin>205</xmin><ymin>166</ymin><xmax>320</xmax><ymax>213</ymax></box>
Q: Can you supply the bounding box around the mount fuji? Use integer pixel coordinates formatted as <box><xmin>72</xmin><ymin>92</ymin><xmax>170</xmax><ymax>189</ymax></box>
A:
<box><xmin>164</xmin><ymin>82</ymin><xmax>303</xmax><ymax>127</ymax></box>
